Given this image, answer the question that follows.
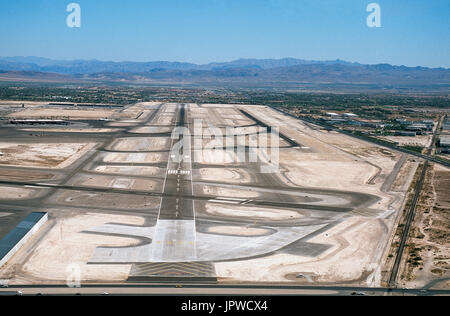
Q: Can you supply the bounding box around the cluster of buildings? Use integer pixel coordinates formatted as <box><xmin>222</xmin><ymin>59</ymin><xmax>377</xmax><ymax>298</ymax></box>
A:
<box><xmin>323</xmin><ymin>111</ymin><xmax>439</xmax><ymax>138</ymax></box>
<box><xmin>325</xmin><ymin>112</ymin><xmax>383</xmax><ymax>128</ymax></box>
<box><xmin>438</xmin><ymin>118</ymin><xmax>450</xmax><ymax>154</ymax></box>
<box><xmin>394</xmin><ymin>119</ymin><xmax>435</xmax><ymax>135</ymax></box>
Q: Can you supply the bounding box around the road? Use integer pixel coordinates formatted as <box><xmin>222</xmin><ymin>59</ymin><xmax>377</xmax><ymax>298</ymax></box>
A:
<box><xmin>388</xmin><ymin>114</ymin><xmax>443</xmax><ymax>287</ymax></box>
<box><xmin>0</xmin><ymin>283</ymin><xmax>449</xmax><ymax>296</ymax></box>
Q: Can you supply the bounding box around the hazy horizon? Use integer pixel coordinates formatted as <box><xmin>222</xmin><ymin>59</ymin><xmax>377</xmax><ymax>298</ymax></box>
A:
<box><xmin>1</xmin><ymin>55</ymin><xmax>449</xmax><ymax>70</ymax></box>
<box><xmin>0</xmin><ymin>0</ymin><xmax>449</xmax><ymax>68</ymax></box>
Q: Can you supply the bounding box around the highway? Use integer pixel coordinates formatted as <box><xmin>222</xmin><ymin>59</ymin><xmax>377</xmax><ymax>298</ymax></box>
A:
<box><xmin>0</xmin><ymin>283</ymin><xmax>449</xmax><ymax>296</ymax></box>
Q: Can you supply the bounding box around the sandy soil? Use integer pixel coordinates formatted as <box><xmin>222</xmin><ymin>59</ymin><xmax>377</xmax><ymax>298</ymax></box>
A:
<box><xmin>111</xmin><ymin>137</ymin><xmax>169</xmax><ymax>151</ymax></box>
<box><xmin>103</xmin><ymin>152</ymin><xmax>163</xmax><ymax>163</ymax></box>
<box><xmin>399</xmin><ymin>164</ymin><xmax>450</xmax><ymax>289</ymax></box>
<box><xmin>0</xmin><ymin>100</ymin><xmax>48</xmax><ymax>108</ymax></box>
<box><xmin>7</xmin><ymin>109</ymin><xmax>116</xmax><ymax>119</ymax></box>
<box><xmin>198</xmin><ymin>168</ymin><xmax>251</xmax><ymax>184</ymax></box>
<box><xmin>154</xmin><ymin>116</ymin><xmax>175</xmax><ymax>125</ymax></box>
<box><xmin>0</xmin><ymin>142</ymin><xmax>96</xmax><ymax>169</ymax></box>
<box><xmin>115</xmin><ymin>104</ymin><xmax>152</xmax><ymax>121</ymax></box>
<box><xmin>195</xmin><ymin>149</ymin><xmax>237</xmax><ymax>164</ymax></box>
<box><xmin>93</xmin><ymin>165</ymin><xmax>161</xmax><ymax>176</ymax></box>
<box><xmin>134</xmin><ymin>102</ymin><xmax>162</xmax><ymax>107</ymax></box>
<box><xmin>131</xmin><ymin>126</ymin><xmax>172</xmax><ymax>133</ymax></box>
<box><xmin>6</xmin><ymin>213</ymin><xmax>146</xmax><ymax>283</ymax></box>
<box><xmin>107</xmin><ymin>122</ymin><xmax>139</xmax><ymax>127</ymax></box>
<box><xmin>391</xmin><ymin>159</ymin><xmax>417</xmax><ymax>192</ymax></box>
<box><xmin>281</xmin><ymin>155</ymin><xmax>378</xmax><ymax>190</ymax></box>
<box><xmin>0</xmin><ymin>186</ymin><xmax>36</xmax><ymax>199</ymax></box>
<box><xmin>202</xmin><ymin>186</ymin><xmax>260</xmax><ymax>199</ymax></box>
<box><xmin>205</xmin><ymin>203</ymin><xmax>302</xmax><ymax>221</ymax></box>
<box><xmin>207</xmin><ymin>226</ymin><xmax>272</xmax><ymax>236</ymax></box>
<box><xmin>20</xmin><ymin>128</ymin><xmax>120</xmax><ymax>133</ymax></box>
<box><xmin>0</xmin><ymin>169</ymin><xmax>54</xmax><ymax>181</ymax></box>
<box><xmin>215</xmin><ymin>216</ymin><xmax>386</xmax><ymax>285</ymax></box>
<box><xmin>52</xmin><ymin>190</ymin><xmax>160</xmax><ymax>209</ymax></box>
<box><xmin>74</xmin><ymin>175</ymin><xmax>159</xmax><ymax>191</ymax></box>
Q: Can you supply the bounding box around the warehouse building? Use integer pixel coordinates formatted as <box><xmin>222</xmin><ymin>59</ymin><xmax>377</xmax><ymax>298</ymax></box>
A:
<box><xmin>0</xmin><ymin>212</ymin><xmax>48</xmax><ymax>268</ymax></box>
<box><xmin>439</xmin><ymin>135</ymin><xmax>450</xmax><ymax>147</ymax></box>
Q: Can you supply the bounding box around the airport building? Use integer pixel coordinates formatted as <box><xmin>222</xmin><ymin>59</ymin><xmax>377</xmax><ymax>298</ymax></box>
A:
<box><xmin>439</xmin><ymin>136</ymin><xmax>450</xmax><ymax>147</ymax></box>
<box><xmin>0</xmin><ymin>212</ymin><xmax>48</xmax><ymax>268</ymax></box>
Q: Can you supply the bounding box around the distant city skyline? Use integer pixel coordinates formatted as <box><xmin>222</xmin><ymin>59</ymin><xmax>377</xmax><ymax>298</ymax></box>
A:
<box><xmin>0</xmin><ymin>0</ymin><xmax>449</xmax><ymax>68</ymax></box>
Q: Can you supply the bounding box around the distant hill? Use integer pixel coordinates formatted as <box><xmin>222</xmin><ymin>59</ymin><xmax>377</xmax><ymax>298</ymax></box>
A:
<box><xmin>0</xmin><ymin>56</ymin><xmax>362</xmax><ymax>74</ymax></box>
<box><xmin>0</xmin><ymin>70</ymin><xmax>74</xmax><ymax>82</ymax></box>
<box><xmin>0</xmin><ymin>57</ymin><xmax>449</xmax><ymax>91</ymax></box>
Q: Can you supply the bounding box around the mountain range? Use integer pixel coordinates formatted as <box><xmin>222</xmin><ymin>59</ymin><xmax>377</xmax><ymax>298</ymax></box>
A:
<box><xmin>0</xmin><ymin>57</ymin><xmax>362</xmax><ymax>73</ymax></box>
<box><xmin>0</xmin><ymin>57</ymin><xmax>449</xmax><ymax>91</ymax></box>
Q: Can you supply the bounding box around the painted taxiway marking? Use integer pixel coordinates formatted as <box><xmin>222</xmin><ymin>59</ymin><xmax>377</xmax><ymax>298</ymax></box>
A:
<box><xmin>215</xmin><ymin>197</ymin><xmax>246</xmax><ymax>202</ymax></box>
<box><xmin>36</xmin><ymin>183</ymin><xmax>58</xmax><ymax>186</ymax></box>
<box><xmin>168</xmin><ymin>170</ymin><xmax>191</xmax><ymax>175</ymax></box>
<box><xmin>208</xmin><ymin>199</ymin><xmax>241</xmax><ymax>204</ymax></box>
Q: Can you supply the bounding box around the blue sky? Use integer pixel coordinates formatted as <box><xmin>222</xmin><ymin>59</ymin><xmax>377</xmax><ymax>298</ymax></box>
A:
<box><xmin>0</xmin><ymin>0</ymin><xmax>449</xmax><ymax>67</ymax></box>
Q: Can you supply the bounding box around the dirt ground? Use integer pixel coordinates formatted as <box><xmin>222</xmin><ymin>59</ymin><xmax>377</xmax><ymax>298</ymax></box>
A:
<box><xmin>110</xmin><ymin>137</ymin><xmax>169</xmax><ymax>151</ymax></box>
<box><xmin>202</xmin><ymin>186</ymin><xmax>260</xmax><ymax>199</ymax></box>
<box><xmin>0</xmin><ymin>185</ymin><xmax>37</xmax><ymax>199</ymax></box>
<box><xmin>0</xmin><ymin>100</ymin><xmax>48</xmax><ymax>108</ymax></box>
<box><xmin>20</xmin><ymin>128</ymin><xmax>120</xmax><ymax>133</ymax></box>
<box><xmin>398</xmin><ymin>164</ymin><xmax>450</xmax><ymax>289</ymax></box>
<box><xmin>380</xmin><ymin>135</ymin><xmax>432</xmax><ymax>148</ymax></box>
<box><xmin>0</xmin><ymin>142</ymin><xmax>96</xmax><ymax>168</ymax></box>
<box><xmin>73</xmin><ymin>174</ymin><xmax>160</xmax><ymax>191</ymax></box>
<box><xmin>391</xmin><ymin>159</ymin><xmax>417</xmax><ymax>192</ymax></box>
<box><xmin>205</xmin><ymin>203</ymin><xmax>303</xmax><ymax>221</ymax></box>
<box><xmin>92</xmin><ymin>165</ymin><xmax>161</xmax><ymax>176</ymax></box>
<box><xmin>50</xmin><ymin>190</ymin><xmax>160</xmax><ymax>210</ymax></box>
<box><xmin>0</xmin><ymin>213</ymin><xmax>146</xmax><ymax>284</ymax></box>
<box><xmin>103</xmin><ymin>152</ymin><xmax>164</xmax><ymax>163</ymax></box>
<box><xmin>197</xmin><ymin>168</ymin><xmax>251</xmax><ymax>184</ymax></box>
<box><xmin>0</xmin><ymin>169</ymin><xmax>54</xmax><ymax>181</ymax></box>
<box><xmin>215</xmin><ymin>216</ymin><xmax>386</xmax><ymax>285</ymax></box>
<box><xmin>131</xmin><ymin>126</ymin><xmax>173</xmax><ymax>133</ymax></box>
<box><xmin>7</xmin><ymin>108</ymin><xmax>116</xmax><ymax>119</ymax></box>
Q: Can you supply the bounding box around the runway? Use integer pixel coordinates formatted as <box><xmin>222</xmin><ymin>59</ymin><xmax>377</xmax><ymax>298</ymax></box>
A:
<box><xmin>0</xmin><ymin>101</ymin><xmax>398</xmax><ymax>286</ymax></box>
